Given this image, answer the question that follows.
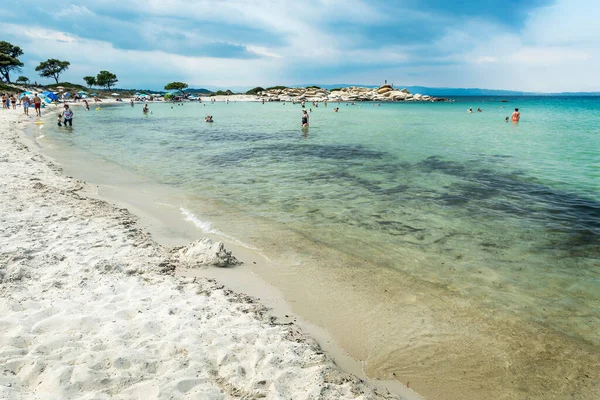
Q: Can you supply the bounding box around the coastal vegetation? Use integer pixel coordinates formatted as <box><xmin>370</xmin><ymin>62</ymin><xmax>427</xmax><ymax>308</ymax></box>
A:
<box><xmin>35</xmin><ymin>59</ymin><xmax>71</xmax><ymax>84</ymax></box>
<box><xmin>265</xmin><ymin>85</ymin><xmax>288</xmax><ymax>91</ymax></box>
<box><xmin>45</xmin><ymin>82</ymin><xmax>88</xmax><ymax>92</ymax></box>
<box><xmin>96</xmin><ymin>70</ymin><xmax>119</xmax><ymax>90</ymax></box>
<box><xmin>245</xmin><ymin>86</ymin><xmax>265</xmax><ymax>95</ymax></box>
<box><xmin>83</xmin><ymin>76</ymin><xmax>97</xmax><ymax>88</ymax></box>
<box><xmin>15</xmin><ymin>76</ymin><xmax>29</xmax><ymax>85</ymax></box>
<box><xmin>0</xmin><ymin>41</ymin><xmax>24</xmax><ymax>83</ymax></box>
<box><xmin>164</xmin><ymin>81</ymin><xmax>189</xmax><ymax>92</ymax></box>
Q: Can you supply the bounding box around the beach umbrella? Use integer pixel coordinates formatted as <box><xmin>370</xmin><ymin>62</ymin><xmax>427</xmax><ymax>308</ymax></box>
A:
<box><xmin>77</xmin><ymin>90</ymin><xmax>87</xmax><ymax>94</ymax></box>
<box><xmin>19</xmin><ymin>91</ymin><xmax>32</xmax><ymax>99</ymax></box>
<box><xmin>89</xmin><ymin>93</ymin><xmax>98</xmax><ymax>96</ymax></box>
<box><xmin>111</xmin><ymin>93</ymin><xmax>120</xmax><ymax>96</ymax></box>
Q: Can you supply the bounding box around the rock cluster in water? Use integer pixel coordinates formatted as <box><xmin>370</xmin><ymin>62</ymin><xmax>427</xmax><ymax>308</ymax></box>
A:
<box><xmin>257</xmin><ymin>85</ymin><xmax>448</xmax><ymax>102</ymax></box>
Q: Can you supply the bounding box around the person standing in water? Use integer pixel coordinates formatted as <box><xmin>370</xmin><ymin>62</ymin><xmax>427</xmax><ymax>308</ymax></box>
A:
<box><xmin>143</xmin><ymin>104</ymin><xmax>149</xmax><ymax>114</ymax></box>
<box><xmin>301</xmin><ymin>110</ymin><xmax>309</xmax><ymax>127</ymax></box>
<box><xmin>511</xmin><ymin>108</ymin><xmax>520</xmax><ymax>122</ymax></box>
<box><xmin>62</xmin><ymin>105</ymin><xmax>74</xmax><ymax>126</ymax></box>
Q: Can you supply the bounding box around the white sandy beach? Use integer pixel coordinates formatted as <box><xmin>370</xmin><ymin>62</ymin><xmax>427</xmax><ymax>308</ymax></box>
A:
<box><xmin>0</xmin><ymin>109</ymin><xmax>409</xmax><ymax>399</ymax></box>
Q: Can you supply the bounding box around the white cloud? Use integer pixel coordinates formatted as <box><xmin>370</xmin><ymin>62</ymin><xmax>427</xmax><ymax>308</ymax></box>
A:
<box><xmin>51</xmin><ymin>4</ymin><xmax>94</xmax><ymax>18</ymax></box>
<box><xmin>4</xmin><ymin>0</ymin><xmax>600</xmax><ymax>91</ymax></box>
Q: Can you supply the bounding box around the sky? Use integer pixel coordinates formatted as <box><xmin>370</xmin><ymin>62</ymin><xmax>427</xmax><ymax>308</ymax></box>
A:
<box><xmin>2</xmin><ymin>0</ymin><xmax>599</xmax><ymax>92</ymax></box>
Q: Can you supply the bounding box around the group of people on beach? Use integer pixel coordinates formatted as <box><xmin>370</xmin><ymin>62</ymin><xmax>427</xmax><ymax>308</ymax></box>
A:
<box><xmin>1</xmin><ymin>93</ymin><xmax>18</xmax><ymax>110</ymax></box>
<box><xmin>3</xmin><ymin>93</ymin><xmax>43</xmax><ymax>117</ymax></box>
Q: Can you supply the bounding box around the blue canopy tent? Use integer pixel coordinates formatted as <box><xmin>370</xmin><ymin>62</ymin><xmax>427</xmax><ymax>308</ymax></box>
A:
<box><xmin>19</xmin><ymin>91</ymin><xmax>32</xmax><ymax>99</ymax></box>
<box><xmin>42</xmin><ymin>91</ymin><xmax>59</xmax><ymax>101</ymax></box>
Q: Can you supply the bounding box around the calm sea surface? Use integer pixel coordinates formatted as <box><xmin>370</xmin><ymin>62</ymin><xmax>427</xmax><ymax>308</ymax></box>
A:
<box><xmin>38</xmin><ymin>96</ymin><xmax>600</xmax><ymax>398</ymax></box>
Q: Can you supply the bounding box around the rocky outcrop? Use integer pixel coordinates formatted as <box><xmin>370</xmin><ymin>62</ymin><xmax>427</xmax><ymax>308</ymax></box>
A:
<box><xmin>255</xmin><ymin>85</ymin><xmax>447</xmax><ymax>102</ymax></box>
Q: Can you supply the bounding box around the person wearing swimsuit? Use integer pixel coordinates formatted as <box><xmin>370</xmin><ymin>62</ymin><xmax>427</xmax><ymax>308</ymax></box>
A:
<box><xmin>511</xmin><ymin>108</ymin><xmax>520</xmax><ymax>122</ymax></box>
<box><xmin>301</xmin><ymin>110</ymin><xmax>309</xmax><ymax>127</ymax></box>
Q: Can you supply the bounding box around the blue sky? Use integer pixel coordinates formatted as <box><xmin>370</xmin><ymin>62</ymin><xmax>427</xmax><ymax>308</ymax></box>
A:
<box><xmin>2</xmin><ymin>0</ymin><xmax>599</xmax><ymax>91</ymax></box>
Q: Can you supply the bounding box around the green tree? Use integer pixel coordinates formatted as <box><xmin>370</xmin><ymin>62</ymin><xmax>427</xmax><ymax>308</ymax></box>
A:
<box><xmin>164</xmin><ymin>81</ymin><xmax>188</xmax><ymax>92</ymax></box>
<box><xmin>0</xmin><ymin>41</ymin><xmax>24</xmax><ymax>83</ymax></box>
<box><xmin>83</xmin><ymin>76</ymin><xmax>96</xmax><ymax>88</ymax></box>
<box><xmin>245</xmin><ymin>86</ymin><xmax>265</xmax><ymax>95</ymax></box>
<box><xmin>15</xmin><ymin>76</ymin><xmax>29</xmax><ymax>85</ymax></box>
<box><xmin>35</xmin><ymin>59</ymin><xmax>70</xmax><ymax>84</ymax></box>
<box><xmin>96</xmin><ymin>70</ymin><xmax>118</xmax><ymax>90</ymax></box>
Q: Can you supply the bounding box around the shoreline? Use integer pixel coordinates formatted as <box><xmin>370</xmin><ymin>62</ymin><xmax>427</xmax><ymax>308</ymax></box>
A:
<box><xmin>1</xmin><ymin>108</ymin><xmax>419</xmax><ymax>398</ymax></box>
<box><xmin>8</xmin><ymin>101</ymin><xmax>600</xmax><ymax>399</ymax></box>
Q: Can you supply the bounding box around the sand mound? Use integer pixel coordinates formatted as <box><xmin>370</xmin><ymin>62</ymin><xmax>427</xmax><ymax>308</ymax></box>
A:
<box><xmin>170</xmin><ymin>238</ymin><xmax>240</xmax><ymax>268</ymax></box>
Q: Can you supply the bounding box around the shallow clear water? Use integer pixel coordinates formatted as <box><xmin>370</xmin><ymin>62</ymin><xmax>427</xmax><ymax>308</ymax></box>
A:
<box><xmin>40</xmin><ymin>97</ymin><xmax>600</xmax><ymax>396</ymax></box>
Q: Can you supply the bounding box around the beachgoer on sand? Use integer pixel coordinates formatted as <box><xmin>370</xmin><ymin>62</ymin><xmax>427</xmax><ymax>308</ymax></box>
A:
<box><xmin>512</xmin><ymin>108</ymin><xmax>520</xmax><ymax>122</ymax></box>
<box><xmin>33</xmin><ymin>94</ymin><xmax>42</xmax><ymax>117</ymax></box>
<box><xmin>302</xmin><ymin>110</ymin><xmax>309</xmax><ymax>127</ymax></box>
<box><xmin>10</xmin><ymin>94</ymin><xmax>17</xmax><ymax>109</ymax></box>
<box><xmin>22</xmin><ymin>94</ymin><xmax>30</xmax><ymax>115</ymax></box>
<box><xmin>63</xmin><ymin>105</ymin><xmax>74</xmax><ymax>126</ymax></box>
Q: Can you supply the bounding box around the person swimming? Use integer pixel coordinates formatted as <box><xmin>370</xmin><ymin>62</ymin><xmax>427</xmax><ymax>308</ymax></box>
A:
<box><xmin>205</xmin><ymin>115</ymin><xmax>213</xmax><ymax>122</ymax></box>
<box><xmin>301</xmin><ymin>110</ymin><xmax>309</xmax><ymax>127</ymax></box>
<box><xmin>511</xmin><ymin>108</ymin><xmax>520</xmax><ymax>122</ymax></box>
<box><xmin>505</xmin><ymin>117</ymin><xmax>509</xmax><ymax>122</ymax></box>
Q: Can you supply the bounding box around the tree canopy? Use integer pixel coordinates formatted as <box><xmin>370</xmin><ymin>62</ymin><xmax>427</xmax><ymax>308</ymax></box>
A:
<box><xmin>164</xmin><ymin>81</ymin><xmax>188</xmax><ymax>92</ymax></box>
<box><xmin>16</xmin><ymin>76</ymin><xmax>29</xmax><ymax>85</ymax></box>
<box><xmin>96</xmin><ymin>70</ymin><xmax>118</xmax><ymax>90</ymax></box>
<box><xmin>83</xmin><ymin>76</ymin><xmax>96</xmax><ymax>88</ymax></box>
<box><xmin>35</xmin><ymin>59</ymin><xmax>70</xmax><ymax>84</ymax></box>
<box><xmin>0</xmin><ymin>41</ymin><xmax>24</xmax><ymax>83</ymax></box>
<box><xmin>245</xmin><ymin>86</ymin><xmax>265</xmax><ymax>95</ymax></box>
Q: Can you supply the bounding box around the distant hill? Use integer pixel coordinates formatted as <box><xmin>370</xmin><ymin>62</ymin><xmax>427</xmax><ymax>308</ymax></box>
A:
<box><xmin>298</xmin><ymin>84</ymin><xmax>600</xmax><ymax>96</ymax></box>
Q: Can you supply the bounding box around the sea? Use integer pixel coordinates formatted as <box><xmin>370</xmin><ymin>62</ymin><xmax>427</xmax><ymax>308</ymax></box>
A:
<box><xmin>33</xmin><ymin>96</ymin><xmax>600</xmax><ymax>399</ymax></box>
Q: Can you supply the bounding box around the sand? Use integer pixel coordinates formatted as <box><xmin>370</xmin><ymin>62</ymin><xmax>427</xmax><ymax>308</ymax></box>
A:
<box><xmin>0</xmin><ymin>109</ymin><xmax>410</xmax><ymax>399</ymax></box>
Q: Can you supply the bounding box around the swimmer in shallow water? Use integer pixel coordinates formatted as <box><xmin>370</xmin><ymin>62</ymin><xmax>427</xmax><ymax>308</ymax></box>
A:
<box><xmin>205</xmin><ymin>115</ymin><xmax>213</xmax><ymax>122</ymax></box>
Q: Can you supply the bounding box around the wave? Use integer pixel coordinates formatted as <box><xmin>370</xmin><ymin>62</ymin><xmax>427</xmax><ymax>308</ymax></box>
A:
<box><xmin>179</xmin><ymin>206</ymin><xmax>264</xmax><ymax>256</ymax></box>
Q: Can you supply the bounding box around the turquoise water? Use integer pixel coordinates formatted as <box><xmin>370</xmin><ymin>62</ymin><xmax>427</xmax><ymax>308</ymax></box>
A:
<box><xmin>40</xmin><ymin>97</ymin><xmax>600</xmax><ymax>395</ymax></box>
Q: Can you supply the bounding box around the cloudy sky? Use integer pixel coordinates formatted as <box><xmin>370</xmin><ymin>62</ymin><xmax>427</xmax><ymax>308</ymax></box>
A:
<box><xmin>2</xmin><ymin>0</ymin><xmax>599</xmax><ymax>91</ymax></box>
